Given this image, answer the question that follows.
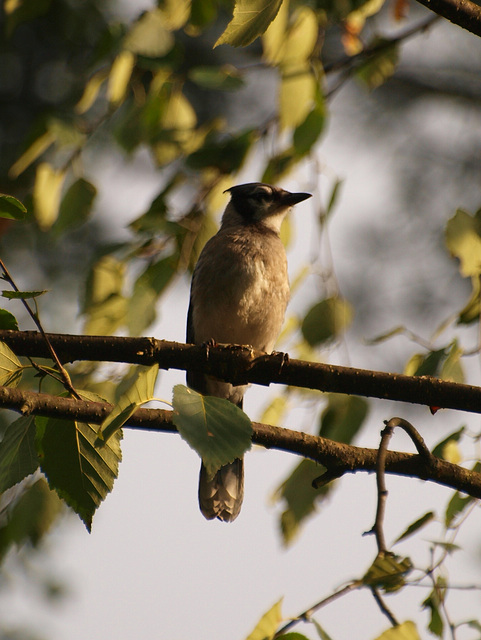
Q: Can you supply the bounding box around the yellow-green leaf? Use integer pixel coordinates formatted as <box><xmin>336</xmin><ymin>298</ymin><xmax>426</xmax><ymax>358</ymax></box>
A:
<box><xmin>33</xmin><ymin>163</ymin><xmax>66</xmax><ymax>230</ymax></box>
<box><xmin>124</xmin><ymin>9</ymin><xmax>175</xmax><ymax>57</ymax></box>
<box><xmin>99</xmin><ymin>364</ymin><xmax>159</xmax><ymax>441</ymax></box>
<box><xmin>245</xmin><ymin>599</ymin><xmax>283</xmax><ymax>640</ymax></box>
<box><xmin>0</xmin><ymin>341</ymin><xmax>22</xmax><ymax>386</ymax></box>
<box><xmin>158</xmin><ymin>0</ymin><xmax>191</xmax><ymax>30</ymax></box>
<box><xmin>75</xmin><ymin>69</ymin><xmax>109</xmax><ymax>114</ymax></box>
<box><xmin>0</xmin><ymin>194</ymin><xmax>28</xmax><ymax>221</ymax></box>
<box><xmin>215</xmin><ymin>0</ymin><xmax>284</xmax><ymax>48</ymax></box>
<box><xmin>108</xmin><ymin>50</ymin><xmax>136</xmax><ymax>105</ymax></box>
<box><xmin>363</xmin><ymin>552</ymin><xmax>412</xmax><ymax>592</ymax></box>
<box><xmin>301</xmin><ymin>296</ymin><xmax>353</xmax><ymax>346</ymax></box>
<box><xmin>374</xmin><ymin>621</ymin><xmax>421</xmax><ymax>640</ymax></box>
<box><xmin>445</xmin><ymin>208</ymin><xmax>481</xmax><ymax>277</ymax></box>
<box><xmin>0</xmin><ymin>416</ymin><xmax>38</xmax><ymax>492</ymax></box>
<box><xmin>9</xmin><ymin>130</ymin><xmax>55</xmax><ymax>179</ymax></box>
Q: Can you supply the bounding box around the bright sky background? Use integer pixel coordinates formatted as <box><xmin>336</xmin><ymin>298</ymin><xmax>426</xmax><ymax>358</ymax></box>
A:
<box><xmin>2</xmin><ymin>4</ymin><xmax>481</xmax><ymax>639</ymax></box>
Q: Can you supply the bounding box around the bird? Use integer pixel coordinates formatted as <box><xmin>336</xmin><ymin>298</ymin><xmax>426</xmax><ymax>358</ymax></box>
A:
<box><xmin>187</xmin><ymin>182</ymin><xmax>312</xmax><ymax>522</ymax></box>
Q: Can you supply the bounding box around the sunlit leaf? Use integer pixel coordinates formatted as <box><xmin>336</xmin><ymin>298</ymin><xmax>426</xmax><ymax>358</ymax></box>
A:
<box><xmin>99</xmin><ymin>364</ymin><xmax>159</xmax><ymax>441</ymax></box>
<box><xmin>356</xmin><ymin>41</ymin><xmax>399</xmax><ymax>90</ymax></box>
<box><xmin>158</xmin><ymin>0</ymin><xmax>191</xmax><ymax>29</ymax></box>
<box><xmin>458</xmin><ymin>275</ymin><xmax>481</xmax><ymax>324</ymax></box>
<box><xmin>363</xmin><ymin>552</ymin><xmax>412</xmax><ymax>592</ymax></box>
<box><xmin>124</xmin><ymin>9</ymin><xmax>175</xmax><ymax>57</ymax></box>
<box><xmin>188</xmin><ymin>65</ymin><xmax>244</xmax><ymax>91</ymax></box>
<box><xmin>301</xmin><ymin>296</ymin><xmax>353</xmax><ymax>346</ymax></box>
<box><xmin>33</xmin><ymin>162</ymin><xmax>67</xmax><ymax>230</ymax></box>
<box><xmin>245</xmin><ymin>598</ymin><xmax>283</xmax><ymax>640</ymax></box>
<box><xmin>172</xmin><ymin>385</ymin><xmax>252</xmax><ymax>476</ymax></box>
<box><xmin>75</xmin><ymin>68</ymin><xmax>109</xmax><ymax>114</ymax></box>
<box><xmin>445</xmin><ymin>208</ymin><xmax>481</xmax><ymax>277</ymax></box>
<box><xmin>262</xmin><ymin>0</ymin><xmax>289</xmax><ymax>64</ymax></box>
<box><xmin>108</xmin><ymin>50</ymin><xmax>136</xmax><ymax>105</ymax></box>
<box><xmin>0</xmin><ymin>341</ymin><xmax>22</xmax><ymax>386</ymax></box>
<box><xmin>37</xmin><ymin>391</ymin><xmax>123</xmax><ymax>531</ymax></box>
<box><xmin>404</xmin><ymin>348</ymin><xmax>446</xmax><ymax>377</ymax></box>
<box><xmin>374</xmin><ymin>621</ymin><xmax>421</xmax><ymax>640</ymax></box>
<box><xmin>393</xmin><ymin>511</ymin><xmax>435</xmax><ymax>544</ymax></box>
<box><xmin>83</xmin><ymin>255</ymin><xmax>127</xmax><ymax>336</ymax></box>
<box><xmin>0</xmin><ymin>416</ymin><xmax>38</xmax><ymax>492</ymax></box>
<box><xmin>8</xmin><ymin>130</ymin><xmax>55</xmax><ymax>179</ymax></box>
<box><xmin>0</xmin><ymin>194</ymin><xmax>28</xmax><ymax>221</ymax></box>
<box><xmin>432</xmin><ymin>426</ymin><xmax>464</xmax><ymax>460</ymax></box>
<box><xmin>215</xmin><ymin>0</ymin><xmax>284</xmax><ymax>48</ymax></box>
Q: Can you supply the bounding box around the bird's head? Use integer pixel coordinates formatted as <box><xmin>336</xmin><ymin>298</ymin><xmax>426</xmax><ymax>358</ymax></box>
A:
<box><xmin>221</xmin><ymin>183</ymin><xmax>311</xmax><ymax>233</ymax></box>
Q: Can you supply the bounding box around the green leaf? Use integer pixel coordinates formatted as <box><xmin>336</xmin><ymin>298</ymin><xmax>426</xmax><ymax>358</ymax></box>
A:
<box><xmin>445</xmin><ymin>489</ymin><xmax>475</xmax><ymax>527</ymax></box>
<box><xmin>293</xmin><ymin>103</ymin><xmax>326</xmax><ymax>156</ymax></box>
<box><xmin>188</xmin><ymin>65</ymin><xmax>244</xmax><ymax>91</ymax></box>
<box><xmin>301</xmin><ymin>296</ymin><xmax>353</xmax><ymax>346</ymax></box>
<box><xmin>126</xmin><ymin>256</ymin><xmax>177</xmax><ymax>335</ymax></box>
<box><xmin>261</xmin><ymin>148</ymin><xmax>297</xmax><ymax>184</ymax></box>
<box><xmin>404</xmin><ymin>348</ymin><xmax>446</xmax><ymax>377</ymax></box>
<box><xmin>245</xmin><ymin>598</ymin><xmax>283</xmax><ymax>640</ymax></box>
<box><xmin>356</xmin><ymin>41</ymin><xmax>399</xmax><ymax>90</ymax></box>
<box><xmin>0</xmin><ymin>478</ymin><xmax>63</xmax><ymax>561</ymax></box>
<box><xmin>0</xmin><ymin>341</ymin><xmax>22</xmax><ymax>386</ymax></box>
<box><xmin>422</xmin><ymin>590</ymin><xmax>444</xmax><ymax>637</ymax></box>
<box><xmin>172</xmin><ymin>385</ymin><xmax>253</xmax><ymax>476</ymax></box>
<box><xmin>124</xmin><ymin>9</ymin><xmax>175</xmax><ymax>57</ymax></box>
<box><xmin>2</xmin><ymin>289</ymin><xmax>47</xmax><ymax>300</ymax></box>
<box><xmin>277</xmin><ymin>634</ymin><xmax>311</xmax><ymax>640</ymax></box>
<box><xmin>0</xmin><ymin>194</ymin><xmax>28</xmax><ymax>220</ymax></box>
<box><xmin>33</xmin><ymin>162</ymin><xmax>66</xmax><ymax>231</ymax></box>
<box><xmin>36</xmin><ymin>391</ymin><xmax>123</xmax><ymax>531</ymax></box>
<box><xmin>99</xmin><ymin>364</ymin><xmax>159</xmax><ymax>441</ymax></box>
<box><xmin>0</xmin><ymin>416</ymin><xmax>38</xmax><ymax>492</ymax></box>
<box><xmin>458</xmin><ymin>276</ymin><xmax>481</xmax><ymax>324</ymax></box>
<box><xmin>325</xmin><ymin>178</ymin><xmax>343</xmax><ymax>218</ymax></box>
<box><xmin>432</xmin><ymin>426</ymin><xmax>465</xmax><ymax>460</ymax></box>
<box><xmin>311</xmin><ymin>620</ymin><xmax>334</xmax><ymax>640</ymax></box>
<box><xmin>186</xmin><ymin>130</ymin><xmax>255</xmax><ymax>174</ymax></box>
<box><xmin>362</xmin><ymin>552</ymin><xmax>412</xmax><ymax>593</ymax></box>
<box><xmin>276</xmin><ymin>459</ymin><xmax>331</xmax><ymax>545</ymax></box>
<box><xmin>319</xmin><ymin>394</ymin><xmax>369</xmax><ymax>444</ymax></box>
<box><xmin>440</xmin><ymin>340</ymin><xmax>464</xmax><ymax>383</ymax></box>
<box><xmin>445</xmin><ymin>208</ymin><xmax>481</xmax><ymax>277</ymax></box>
<box><xmin>374</xmin><ymin>621</ymin><xmax>421</xmax><ymax>640</ymax></box>
<box><xmin>0</xmin><ymin>309</ymin><xmax>19</xmax><ymax>330</ymax></box>
<box><xmin>53</xmin><ymin>178</ymin><xmax>97</xmax><ymax>235</ymax></box>
<box><xmin>83</xmin><ymin>255</ymin><xmax>127</xmax><ymax>336</ymax></box>
<box><xmin>215</xmin><ymin>0</ymin><xmax>284</xmax><ymax>48</ymax></box>
<box><xmin>393</xmin><ymin>511</ymin><xmax>435</xmax><ymax>544</ymax></box>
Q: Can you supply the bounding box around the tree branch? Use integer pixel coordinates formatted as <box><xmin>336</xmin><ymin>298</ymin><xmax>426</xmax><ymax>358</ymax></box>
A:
<box><xmin>414</xmin><ymin>0</ymin><xmax>481</xmax><ymax>39</ymax></box>
<box><xmin>1</xmin><ymin>384</ymin><xmax>481</xmax><ymax>498</ymax></box>
<box><xmin>2</xmin><ymin>330</ymin><xmax>481</xmax><ymax>415</ymax></box>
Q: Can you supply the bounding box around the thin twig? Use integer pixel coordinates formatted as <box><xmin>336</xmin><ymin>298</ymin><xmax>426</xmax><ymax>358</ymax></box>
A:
<box><xmin>273</xmin><ymin>580</ymin><xmax>362</xmax><ymax>638</ymax></box>
<box><xmin>370</xmin><ymin>587</ymin><xmax>399</xmax><ymax>626</ymax></box>
<box><xmin>372</xmin><ymin>425</ymin><xmax>394</xmax><ymax>554</ymax></box>
<box><xmin>0</xmin><ymin>260</ymin><xmax>80</xmax><ymax>399</ymax></box>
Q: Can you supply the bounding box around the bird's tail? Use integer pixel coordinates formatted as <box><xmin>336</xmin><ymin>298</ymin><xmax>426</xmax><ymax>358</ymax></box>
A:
<box><xmin>198</xmin><ymin>458</ymin><xmax>244</xmax><ymax>522</ymax></box>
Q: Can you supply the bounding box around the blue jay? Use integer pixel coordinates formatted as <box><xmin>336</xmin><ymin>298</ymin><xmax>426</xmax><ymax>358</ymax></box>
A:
<box><xmin>187</xmin><ymin>182</ymin><xmax>312</xmax><ymax>521</ymax></box>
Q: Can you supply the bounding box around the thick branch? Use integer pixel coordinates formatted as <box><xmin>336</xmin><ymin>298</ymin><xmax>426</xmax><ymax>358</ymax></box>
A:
<box><xmin>1</xmin><ymin>385</ymin><xmax>481</xmax><ymax>498</ymax></box>
<box><xmin>415</xmin><ymin>0</ymin><xmax>481</xmax><ymax>39</ymax></box>
<box><xmin>2</xmin><ymin>331</ymin><xmax>481</xmax><ymax>415</ymax></box>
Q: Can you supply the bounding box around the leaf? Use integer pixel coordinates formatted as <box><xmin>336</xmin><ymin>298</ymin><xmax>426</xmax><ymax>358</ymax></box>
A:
<box><xmin>276</xmin><ymin>634</ymin><xmax>311</xmax><ymax>640</ymax></box>
<box><xmin>440</xmin><ymin>340</ymin><xmax>464</xmax><ymax>383</ymax></box>
<box><xmin>422</xmin><ymin>590</ymin><xmax>444</xmax><ymax>637</ymax></box>
<box><xmin>0</xmin><ymin>341</ymin><xmax>22</xmax><ymax>386</ymax></box>
<box><xmin>458</xmin><ymin>275</ymin><xmax>481</xmax><ymax>324</ymax></box>
<box><xmin>1</xmin><ymin>289</ymin><xmax>47</xmax><ymax>300</ymax></box>
<box><xmin>172</xmin><ymin>385</ymin><xmax>253</xmax><ymax>476</ymax></box>
<box><xmin>33</xmin><ymin>162</ymin><xmax>67</xmax><ymax>230</ymax></box>
<box><xmin>374</xmin><ymin>621</ymin><xmax>421</xmax><ymax>640</ymax></box>
<box><xmin>157</xmin><ymin>0</ymin><xmax>191</xmax><ymax>30</ymax></box>
<box><xmin>0</xmin><ymin>416</ymin><xmax>38</xmax><ymax>492</ymax></box>
<box><xmin>8</xmin><ymin>130</ymin><xmax>56</xmax><ymax>179</ymax></box>
<box><xmin>188</xmin><ymin>65</ymin><xmax>244</xmax><ymax>91</ymax></box>
<box><xmin>275</xmin><ymin>459</ymin><xmax>331</xmax><ymax>545</ymax></box>
<box><xmin>53</xmin><ymin>178</ymin><xmax>97</xmax><ymax>235</ymax></box>
<box><xmin>404</xmin><ymin>348</ymin><xmax>446</xmax><ymax>377</ymax></box>
<box><xmin>99</xmin><ymin>364</ymin><xmax>159</xmax><ymax>441</ymax></box>
<box><xmin>261</xmin><ymin>148</ymin><xmax>297</xmax><ymax>184</ymax></box>
<box><xmin>445</xmin><ymin>208</ymin><xmax>481</xmax><ymax>277</ymax></box>
<box><xmin>186</xmin><ymin>130</ymin><xmax>255</xmax><ymax>174</ymax></box>
<box><xmin>362</xmin><ymin>552</ymin><xmax>413</xmax><ymax>592</ymax></box>
<box><xmin>301</xmin><ymin>296</ymin><xmax>353</xmax><ymax>346</ymax></box>
<box><xmin>0</xmin><ymin>309</ymin><xmax>19</xmax><ymax>330</ymax></box>
<box><xmin>293</xmin><ymin>101</ymin><xmax>326</xmax><ymax>156</ymax></box>
<box><xmin>83</xmin><ymin>255</ymin><xmax>127</xmax><ymax>336</ymax></box>
<box><xmin>245</xmin><ymin>598</ymin><xmax>283</xmax><ymax>640</ymax></box>
<box><xmin>36</xmin><ymin>391</ymin><xmax>123</xmax><ymax>531</ymax></box>
<box><xmin>319</xmin><ymin>394</ymin><xmax>369</xmax><ymax>444</ymax></box>
<box><xmin>325</xmin><ymin>178</ymin><xmax>343</xmax><ymax>217</ymax></box>
<box><xmin>75</xmin><ymin>68</ymin><xmax>109</xmax><ymax>114</ymax></box>
<box><xmin>0</xmin><ymin>477</ymin><xmax>63</xmax><ymax>561</ymax></box>
<box><xmin>126</xmin><ymin>256</ymin><xmax>177</xmax><ymax>335</ymax></box>
<box><xmin>0</xmin><ymin>194</ymin><xmax>28</xmax><ymax>220</ymax></box>
<box><xmin>215</xmin><ymin>0</ymin><xmax>284</xmax><ymax>48</ymax></box>
<box><xmin>356</xmin><ymin>41</ymin><xmax>399</xmax><ymax>90</ymax></box>
<box><xmin>445</xmin><ymin>487</ymin><xmax>476</xmax><ymax>528</ymax></box>
<box><xmin>124</xmin><ymin>9</ymin><xmax>175</xmax><ymax>57</ymax></box>
<box><xmin>311</xmin><ymin>620</ymin><xmax>334</xmax><ymax>640</ymax></box>
<box><xmin>108</xmin><ymin>50</ymin><xmax>136</xmax><ymax>105</ymax></box>
<box><xmin>280</xmin><ymin>65</ymin><xmax>316</xmax><ymax>130</ymax></box>
<box><xmin>432</xmin><ymin>426</ymin><xmax>465</xmax><ymax>460</ymax></box>
<box><xmin>393</xmin><ymin>511</ymin><xmax>435</xmax><ymax>544</ymax></box>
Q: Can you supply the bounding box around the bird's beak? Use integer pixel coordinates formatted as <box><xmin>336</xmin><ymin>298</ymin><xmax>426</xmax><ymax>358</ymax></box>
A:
<box><xmin>282</xmin><ymin>191</ymin><xmax>312</xmax><ymax>206</ymax></box>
